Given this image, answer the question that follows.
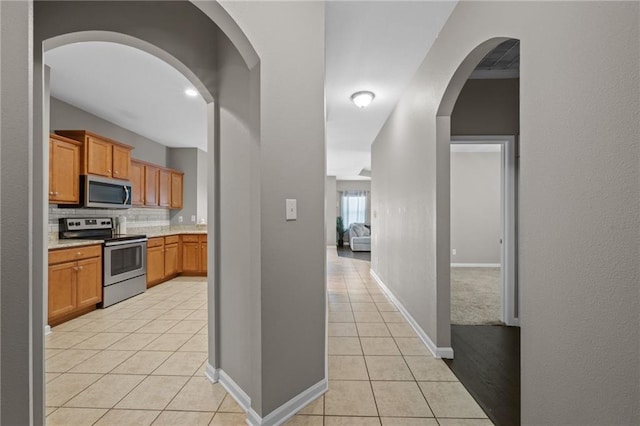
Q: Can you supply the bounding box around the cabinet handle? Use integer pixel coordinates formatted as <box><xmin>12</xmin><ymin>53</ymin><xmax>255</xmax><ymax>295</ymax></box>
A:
<box><xmin>73</xmin><ymin>266</ymin><xmax>79</xmax><ymax>271</ymax></box>
<box><xmin>76</xmin><ymin>252</ymin><xmax>82</xmax><ymax>257</ymax></box>
<box><xmin>78</xmin><ymin>265</ymin><xmax>83</xmax><ymax>270</ymax></box>
<box><xmin>49</xmin><ymin>192</ymin><xmax>54</xmax><ymax>196</ymax></box>
<box><xmin>114</xmin><ymin>170</ymin><xmax>119</xmax><ymax>175</ymax></box>
<box><xmin>107</xmin><ymin>169</ymin><xmax>111</xmax><ymax>173</ymax></box>
<box><xmin>53</xmin><ymin>191</ymin><xmax>59</xmax><ymax>195</ymax></box>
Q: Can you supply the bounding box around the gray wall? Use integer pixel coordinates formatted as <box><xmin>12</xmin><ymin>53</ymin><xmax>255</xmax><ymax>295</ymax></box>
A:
<box><xmin>451</xmin><ymin>78</ymin><xmax>519</xmax><ymax>136</ymax></box>
<box><xmin>222</xmin><ymin>1</ymin><xmax>327</xmax><ymax>415</ymax></box>
<box><xmin>50</xmin><ymin>97</ymin><xmax>169</xmax><ymax>166</ymax></box>
<box><xmin>371</xmin><ymin>2</ymin><xmax>639</xmax><ymax>424</ymax></box>
<box><xmin>196</xmin><ymin>148</ymin><xmax>208</xmax><ymax>223</ymax></box>
<box><xmin>1</xmin><ymin>2</ymin><xmax>35</xmax><ymax>424</ymax></box>
<box><xmin>168</xmin><ymin>147</ymin><xmax>206</xmax><ymax>225</ymax></box>
<box><xmin>450</xmin><ymin>151</ymin><xmax>500</xmax><ymax>264</ymax></box>
<box><xmin>326</xmin><ymin>176</ymin><xmax>337</xmax><ymax>245</ymax></box>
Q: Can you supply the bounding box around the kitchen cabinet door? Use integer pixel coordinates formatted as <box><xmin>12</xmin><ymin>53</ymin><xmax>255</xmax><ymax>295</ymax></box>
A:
<box><xmin>48</xmin><ymin>262</ymin><xmax>77</xmax><ymax>319</ymax></box>
<box><xmin>200</xmin><ymin>241</ymin><xmax>207</xmax><ymax>274</ymax></box>
<box><xmin>86</xmin><ymin>136</ymin><xmax>113</xmax><ymax>177</ymax></box>
<box><xmin>112</xmin><ymin>145</ymin><xmax>131</xmax><ymax>180</ymax></box>
<box><xmin>131</xmin><ymin>161</ymin><xmax>145</xmax><ymax>206</ymax></box>
<box><xmin>145</xmin><ymin>165</ymin><xmax>160</xmax><ymax>206</ymax></box>
<box><xmin>49</xmin><ymin>136</ymin><xmax>80</xmax><ymax>204</ymax></box>
<box><xmin>75</xmin><ymin>257</ymin><xmax>102</xmax><ymax>308</ymax></box>
<box><xmin>170</xmin><ymin>172</ymin><xmax>183</xmax><ymax>209</ymax></box>
<box><xmin>181</xmin><ymin>241</ymin><xmax>200</xmax><ymax>274</ymax></box>
<box><xmin>164</xmin><ymin>243</ymin><xmax>179</xmax><ymax>277</ymax></box>
<box><xmin>147</xmin><ymin>244</ymin><xmax>165</xmax><ymax>287</ymax></box>
<box><xmin>159</xmin><ymin>169</ymin><xmax>171</xmax><ymax>207</ymax></box>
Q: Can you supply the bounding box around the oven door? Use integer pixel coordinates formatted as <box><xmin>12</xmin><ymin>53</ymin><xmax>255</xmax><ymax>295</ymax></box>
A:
<box><xmin>103</xmin><ymin>239</ymin><xmax>147</xmax><ymax>286</ymax></box>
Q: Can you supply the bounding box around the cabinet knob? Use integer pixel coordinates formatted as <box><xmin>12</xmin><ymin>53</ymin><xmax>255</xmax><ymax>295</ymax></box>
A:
<box><xmin>78</xmin><ymin>265</ymin><xmax>83</xmax><ymax>270</ymax></box>
<box><xmin>76</xmin><ymin>252</ymin><xmax>82</xmax><ymax>257</ymax></box>
<box><xmin>107</xmin><ymin>169</ymin><xmax>111</xmax><ymax>173</ymax></box>
<box><xmin>114</xmin><ymin>170</ymin><xmax>119</xmax><ymax>175</ymax></box>
<box><xmin>49</xmin><ymin>192</ymin><xmax>54</xmax><ymax>195</ymax></box>
<box><xmin>73</xmin><ymin>266</ymin><xmax>79</xmax><ymax>271</ymax></box>
<box><xmin>53</xmin><ymin>191</ymin><xmax>59</xmax><ymax>195</ymax></box>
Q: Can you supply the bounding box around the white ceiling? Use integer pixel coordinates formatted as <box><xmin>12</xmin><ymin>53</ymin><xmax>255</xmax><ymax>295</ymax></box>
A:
<box><xmin>44</xmin><ymin>2</ymin><xmax>456</xmax><ymax>175</ymax></box>
<box><xmin>325</xmin><ymin>1</ymin><xmax>456</xmax><ymax>180</ymax></box>
<box><xmin>45</xmin><ymin>42</ymin><xmax>208</xmax><ymax>151</ymax></box>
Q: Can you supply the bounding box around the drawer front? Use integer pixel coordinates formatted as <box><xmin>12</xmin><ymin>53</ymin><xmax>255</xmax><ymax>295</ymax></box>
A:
<box><xmin>49</xmin><ymin>244</ymin><xmax>102</xmax><ymax>264</ymax></box>
<box><xmin>147</xmin><ymin>237</ymin><xmax>164</xmax><ymax>248</ymax></box>
<box><xmin>181</xmin><ymin>235</ymin><xmax>199</xmax><ymax>243</ymax></box>
<box><xmin>164</xmin><ymin>235</ymin><xmax>180</xmax><ymax>245</ymax></box>
<box><xmin>199</xmin><ymin>234</ymin><xmax>207</xmax><ymax>243</ymax></box>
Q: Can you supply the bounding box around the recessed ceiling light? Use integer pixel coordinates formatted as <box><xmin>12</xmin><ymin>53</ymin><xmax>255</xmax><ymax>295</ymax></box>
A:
<box><xmin>184</xmin><ymin>88</ymin><xmax>198</xmax><ymax>97</ymax></box>
<box><xmin>350</xmin><ymin>91</ymin><xmax>375</xmax><ymax>108</ymax></box>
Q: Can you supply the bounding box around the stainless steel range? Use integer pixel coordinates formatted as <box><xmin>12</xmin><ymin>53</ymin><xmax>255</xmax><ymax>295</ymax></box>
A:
<box><xmin>59</xmin><ymin>218</ymin><xmax>147</xmax><ymax>307</ymax></box>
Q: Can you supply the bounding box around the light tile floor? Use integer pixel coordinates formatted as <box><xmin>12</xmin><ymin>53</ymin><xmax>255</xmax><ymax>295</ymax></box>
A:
<box><xmin>45</xmin><ymin>251</ymin><xmax>491</xmax><ymax>425</ymax></box>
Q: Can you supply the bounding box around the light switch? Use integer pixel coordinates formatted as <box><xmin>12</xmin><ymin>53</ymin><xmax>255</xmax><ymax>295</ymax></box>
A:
<box><xmin>286</xmin><ymin>199</ymin><xmax>297</xmax><ymax>221</ymax></box>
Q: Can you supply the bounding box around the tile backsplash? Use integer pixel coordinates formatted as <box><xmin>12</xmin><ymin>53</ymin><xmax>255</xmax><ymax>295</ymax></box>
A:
<box><xmin>49</xmin><ymin>206</ymin><xmax>170</xmax><ymax>238</ymax></box>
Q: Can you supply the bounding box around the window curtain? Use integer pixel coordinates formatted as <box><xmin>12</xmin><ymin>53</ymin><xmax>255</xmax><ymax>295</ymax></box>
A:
<box><xmin>341</xmin><ymin>190</ymin><xmax>369</xmax><ymax>228</ymax></box>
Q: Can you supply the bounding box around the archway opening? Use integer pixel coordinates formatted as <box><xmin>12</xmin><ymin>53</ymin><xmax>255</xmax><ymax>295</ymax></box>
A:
<box><xmin>437</xmin><ymin>38</ymin><xmax>521</xmax><ymax>426</ymax></box>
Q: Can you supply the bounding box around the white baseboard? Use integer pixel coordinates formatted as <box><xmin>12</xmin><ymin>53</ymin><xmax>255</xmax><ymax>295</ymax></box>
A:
<box><xmin>247</xmin><ymin>379</ymin><xmax>327</xmax><ymax>426</ymax></box>
<box><xmin>451</xmin><ymin>263</ymin><xmax>500</xmax><ymax>268</ymax></box>
<box><xmin>205</xmin><ymin>365</ymin><xmax>251</xmax><ymax>413</ymax></box>
<box><xmin>44</xmin><ymin>325</ymin><xmax>52</xmax><ymax>336</ymax></box>
<box><xmin>369</xmin><ymin>269</ymin><xmax>454</xmax><ymax>359</ymax></box>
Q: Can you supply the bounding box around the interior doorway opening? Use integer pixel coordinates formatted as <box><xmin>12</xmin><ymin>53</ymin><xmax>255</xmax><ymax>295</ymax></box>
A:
<box><xmin>438</xmin><ymin>38</ymin><xmax>521</xmax><ymax>426</ymax></box>
<box><xmin>450</xmin><ymin>137</ymin><xmax>517</xmax><ymax>327</ymax></box>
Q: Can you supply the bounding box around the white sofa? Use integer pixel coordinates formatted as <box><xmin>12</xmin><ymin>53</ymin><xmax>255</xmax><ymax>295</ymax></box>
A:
<box><xmin>348</xmin><ymin>223</ymin><xmax>371</xmax><ymax>252</ymax></box>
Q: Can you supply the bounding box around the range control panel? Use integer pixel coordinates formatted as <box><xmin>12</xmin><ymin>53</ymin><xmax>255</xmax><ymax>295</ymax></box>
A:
<box><xmin>60</xmin><ymin>217</ymin><xmax>113</xmax><ymax>231</ymax></box>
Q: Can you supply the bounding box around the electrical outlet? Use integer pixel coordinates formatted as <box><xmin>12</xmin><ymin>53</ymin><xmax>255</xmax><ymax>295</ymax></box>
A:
<box><xmin>191</xmin><ymin>215</ymin><xmax>196</xmax><ymax>223</ymax></box>
<box><xmin>178</xmin><ymin>216</ymin><xmax>183</xmax><ymax>223</ymax></box>
<box><xmin>452</xmin><ymin>249</ymin><xmax>457</xmax><ymax>255</ymax></box>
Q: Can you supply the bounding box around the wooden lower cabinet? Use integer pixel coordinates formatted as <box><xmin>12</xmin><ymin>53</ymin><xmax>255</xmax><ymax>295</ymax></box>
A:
<box><xmin>164</xmin><ymin>242</ymin><xmax>179</xmax><ymax>277</ymax></box>
<box><xmin>147</xmin><ymin>236</ymin><xmax>184</xmax><ymax>288</ymax></box>
<box><xmin>48</xmin><ymin>245</ymin><xmax>102</xmax><ymax>326</ymax></box>
<box><xmin>182</xmin><ymin>234</ymin><xmax>207</xmax><ymax>275</ymax></box>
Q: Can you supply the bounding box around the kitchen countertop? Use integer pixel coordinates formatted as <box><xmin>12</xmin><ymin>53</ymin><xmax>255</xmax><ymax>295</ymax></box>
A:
<box><xmin>48</xmin><ymin>228</ymin><xmax>207</xmax><ymax>250</ymax></box>
<box><xmin>48</xmin><ymin>239</ymin><xmax>104</xmax><ymax>250</ymax></box>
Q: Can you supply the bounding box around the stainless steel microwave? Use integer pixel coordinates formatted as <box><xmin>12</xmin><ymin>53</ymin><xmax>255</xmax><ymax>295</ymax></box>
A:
<box><xmin>82</xmin><ymin>175</ymin><xmax>132</xmax><ymax>209</ymax></box>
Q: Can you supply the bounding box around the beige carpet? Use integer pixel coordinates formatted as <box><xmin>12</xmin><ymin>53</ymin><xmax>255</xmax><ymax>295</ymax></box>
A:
<box><xmin>451</xmin><ymin>267</ymin><xmax>502</xmax><ymax>325</ymax></box>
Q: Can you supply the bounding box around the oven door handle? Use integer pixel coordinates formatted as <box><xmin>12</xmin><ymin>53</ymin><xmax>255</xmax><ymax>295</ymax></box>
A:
<box><xmin>104</xmin><ymin>238</ymin><xmax>148</xmax><ymax>247</ymax></box>
<box><xmin>123</xmin><ymin>185</ymin><xmax>130</xmax><ymax>206</ymax></box>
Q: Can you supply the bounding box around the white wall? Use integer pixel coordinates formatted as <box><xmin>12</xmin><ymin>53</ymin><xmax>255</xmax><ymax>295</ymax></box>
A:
<box><xmin>450</xmin><ymin>150</ymin><xmax>500</xmax><ymax>264</ymax></box>
<box><xmin>326</xmin><ymin>176</ymin><xmax>337</xmax><ymax>245</ymax></box>
<box><xmin>371</xmin><ymin>2</ymin><xmax>639</xmax><ymax>424</ymax></box>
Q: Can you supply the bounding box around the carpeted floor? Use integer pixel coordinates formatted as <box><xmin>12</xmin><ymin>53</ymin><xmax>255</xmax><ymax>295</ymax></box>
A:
<box><xmin>451</xmin><ymin>267</ymin><xmax>502</xmax><ymax>325</ymax></box>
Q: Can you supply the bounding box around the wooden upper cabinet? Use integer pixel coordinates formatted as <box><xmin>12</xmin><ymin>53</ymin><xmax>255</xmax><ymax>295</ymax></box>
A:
<box><xmin>49</xmin><ymin>134</ymin><xmax>81</xmax><ymax>204</ymax></box>
<box><xmin>55</xmin><ymin>130</ymin><xmax>132</xmax><ymax>180</ymax></box>
<box><xmin>145</xmin><ymin>165</ymin><xmax>160</xmax><ymax>206</ymax></box>
<box><xmin>112</xmin><ymin>145</ymin><xmax>131</xmax><ymax>180</ymax></box>
<box><xmin>130</xmin><ymin>160</ymin><xmax>145</xmax><ymax>206</ymax></box>
<box><xmin>171</xmin><ymin>172</ymin><xmax>184</xmax><ymax>209</ymax></box>
<box><xmin>86</xmin><ymin>136</ymin><xmax>113</xmax><ymax>177</ymax></box>
<box><xmin>159</xmin><ymin>169</ymin><xmax>172</xmax><ymax>207</ymax></box>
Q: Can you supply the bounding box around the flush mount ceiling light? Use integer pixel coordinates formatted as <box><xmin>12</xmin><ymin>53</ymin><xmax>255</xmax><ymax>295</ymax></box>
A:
<box><xmin>350</xmin><ymin>91</ymin><xmax>375</xmax><ymax>108</ymax></box>
<box><xmin>184</xmin><ymin>88</ymin><xmax>198</xmax><ymax>97</ymax></box>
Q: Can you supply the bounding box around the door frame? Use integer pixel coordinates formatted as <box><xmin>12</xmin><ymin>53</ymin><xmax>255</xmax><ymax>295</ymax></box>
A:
<box><xmin>451</xmin><ymin>135</ymin><xmax>518</xmax><ymax>326</ymax></box>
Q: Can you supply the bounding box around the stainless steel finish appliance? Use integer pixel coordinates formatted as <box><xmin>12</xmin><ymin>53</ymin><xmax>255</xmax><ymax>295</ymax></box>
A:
<box><xmin>82</xmin><ymin>175</ymin><xmax>132</xmax><ymax>209</ymax></box>
<box><xmin>59</xmin><ymin>218</ymin><xmax>147</xmax><ymax>307</ymax></box>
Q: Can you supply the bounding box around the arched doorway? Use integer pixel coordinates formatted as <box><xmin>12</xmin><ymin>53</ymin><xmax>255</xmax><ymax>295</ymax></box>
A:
<box><xmin>30</xmin><ymin>2</ymin><xmax>258</xmax><ymax>423</ymax></box>
<box><xmin>437</xmin><ymin>38</ymin><xmax>521</xmax><ymax>426</ymax></box>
